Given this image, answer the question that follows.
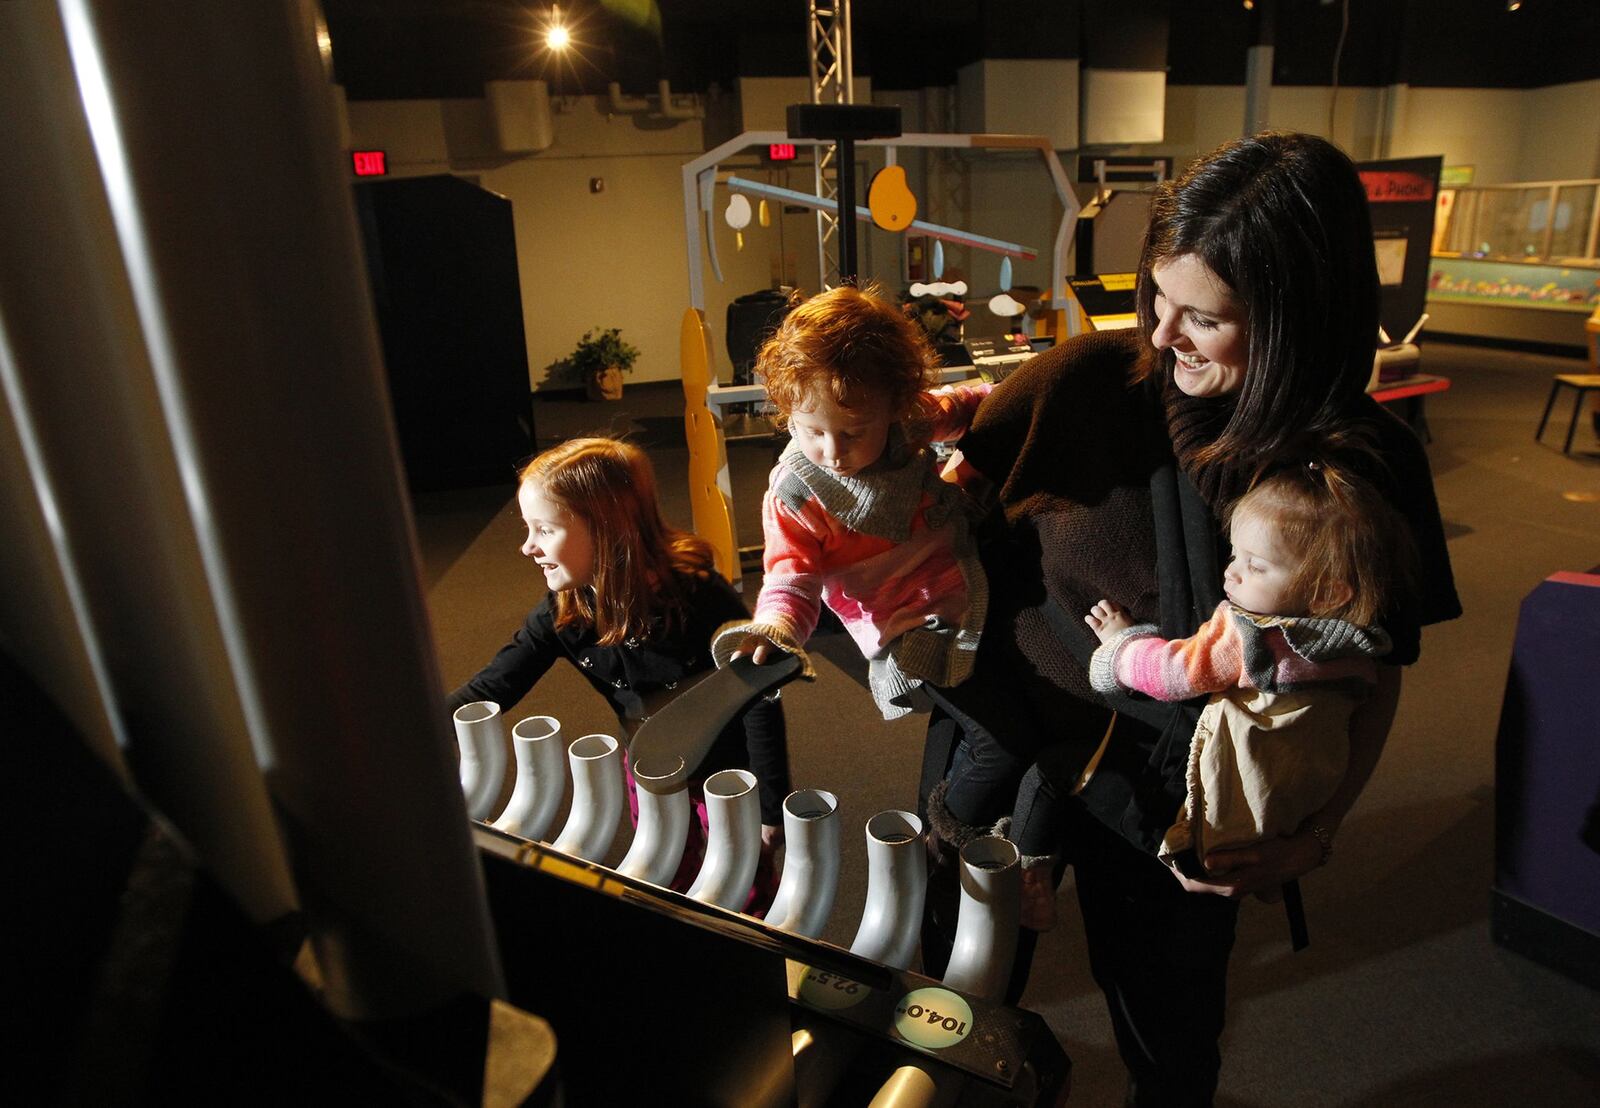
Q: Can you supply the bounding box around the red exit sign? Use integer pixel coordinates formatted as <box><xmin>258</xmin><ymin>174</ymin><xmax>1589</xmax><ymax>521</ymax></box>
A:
<box><xmin>768</xmin><ymin>143</ymin><xmax>796</xmax><ymax>162</ymax></box>
<box><xmin>351</xmin><ymin>150</ymin><xmax>387</xmax><ymax>177</ymax></box>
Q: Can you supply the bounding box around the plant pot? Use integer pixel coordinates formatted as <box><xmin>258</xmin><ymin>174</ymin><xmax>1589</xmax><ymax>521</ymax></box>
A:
<box><xmin>586</xmin><ymin>364</ymin><xmax>624</xmax><ymax>401</ymax></box>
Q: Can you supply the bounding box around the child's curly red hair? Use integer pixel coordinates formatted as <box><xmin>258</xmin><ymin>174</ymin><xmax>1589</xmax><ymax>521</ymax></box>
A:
<box><xmin>756</xmin><ymin>283</ymin><xmax>940</xmax><ymax>439</ymax></box>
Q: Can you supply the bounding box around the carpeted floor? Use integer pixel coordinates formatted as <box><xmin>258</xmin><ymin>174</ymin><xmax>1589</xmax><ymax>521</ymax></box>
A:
<box><xmin>415</xmin><ymin>339</ymin><xmax>1600</xmax><ymax>1106</ymax></box>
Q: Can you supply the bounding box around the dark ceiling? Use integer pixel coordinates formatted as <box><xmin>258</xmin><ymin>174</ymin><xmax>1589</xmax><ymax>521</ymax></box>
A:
<box><xmin>322</xmin><ymin>0</ymin><xmax>1600</xmax><ymax>102</ymax></box>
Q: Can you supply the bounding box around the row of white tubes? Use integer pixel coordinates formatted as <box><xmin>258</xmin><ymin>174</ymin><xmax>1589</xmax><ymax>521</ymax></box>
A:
<box><xmin>453</xmin><ymin>701</ymin><xmax>1023</xmax><ymax>1004</ymax></box>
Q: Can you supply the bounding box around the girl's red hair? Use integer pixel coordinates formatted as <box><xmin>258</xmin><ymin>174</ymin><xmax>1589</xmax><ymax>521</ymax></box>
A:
<box><xmin>757</xmin><ymin>283</ymin><xmax>940</xmax><ymax>441</ymax></box>
<box><xmin>519</xmin><ymin>438</ymin><xmax>715</xmax><ymax>645</ymax></box>
<box><xmin>1229</xmin><ymin>456</ymin><xmax>1412</xmax><ymax>627</ymax></box>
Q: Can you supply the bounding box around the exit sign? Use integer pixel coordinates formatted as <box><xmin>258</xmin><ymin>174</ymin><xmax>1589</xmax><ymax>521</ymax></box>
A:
<box><xmin>351</xmin><ymin>150</ymin><xmax>387</xmax><ymax>177</ymax></box>
<box><xmin>768</xmin><ymin>143</ymin><xmax>796</xmax><ymax>162</ymax></box>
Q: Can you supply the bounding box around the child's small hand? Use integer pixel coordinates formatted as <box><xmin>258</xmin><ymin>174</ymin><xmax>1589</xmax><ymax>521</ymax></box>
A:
<box><xmin>733</xmin><ymin>632</ymin><xmax>779</xmax><ymax>664</ymax></box>
<box><xmin>1085</xmin><ymin>598</ymin><xmax>1132</xmax><ymax>643</ymax></box>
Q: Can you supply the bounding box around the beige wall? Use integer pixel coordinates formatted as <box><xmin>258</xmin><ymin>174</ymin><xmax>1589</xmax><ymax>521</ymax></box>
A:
<box><xmin>1518</xmin><ymin>80</ymin><xmax>1600</xmax><ymax>182</ymax></box>
<box><xmin>957</xmin><ymin>59</ymin><xmax>1080</xmax><ymax>150</ymax></box>
<box><xmin>346</xmin><ymin>77</ymin><xmax>1600</xmax><ymax>390</ymax></box>
<box><xmin>1369</xmin><ymin>79</ymin><xmax>1600</xmax><ymax>185</ymax></box>
<box><xmin>348</xmin><ymin>94</ymin><xmax>775</xmax><ymax>389</ymax></box>
<box><xmin>1384</xmin><ymin>86</ymin><xmax>1529</xmax><ymax>184</ymax></box>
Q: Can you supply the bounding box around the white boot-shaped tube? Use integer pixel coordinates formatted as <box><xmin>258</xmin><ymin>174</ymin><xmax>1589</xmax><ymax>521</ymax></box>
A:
<box><xmin>686</xmin><ymin>768</ymin><xmax>760</xmax><ymax>909</ymax></box>
<box><xmin>453</xmin><ymin>701</ymin><xmax>509</xmax><ymax>821</ymax></box>
<box><xmin>550</xmin><ymin>734</ymin><xmax>624</xmax><ymax>861</ymax></box>
<box><xmin>941</xmin><ymin>835</ymin><xmax>1021</xmax><ymax>1002</ymax></box>
<box><xmin>492</xmin><ymin>715</ymin><xmax>564</xmax><ymax>840</ymax></box>
<box><xmin>766</xmin><ymin>789</ymin><xmax>840</xmax><ymax>937</ymax></box>
<box><xmin>850</xmin><ymin>811</ymin><xmax>928</xmax><ymax>970</ymax></box>
<box><xmin>616</xmin><ymin>754</ymin><xmax>691</xmax><ymax>885</ymax></box>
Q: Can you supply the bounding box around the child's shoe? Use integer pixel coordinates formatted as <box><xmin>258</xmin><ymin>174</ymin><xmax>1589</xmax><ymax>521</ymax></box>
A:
<box><xmin>1018</xmin><ymin>858</ymin><xmax>1058</xmax><ymax>932</ymax></box>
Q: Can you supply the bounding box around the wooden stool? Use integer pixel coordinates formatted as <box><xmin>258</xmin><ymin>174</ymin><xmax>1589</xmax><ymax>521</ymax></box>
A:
<box><xmin>1535</xmin><ymin>374</ymin><xmax>1600</xmax><ymax>454</ymax></box>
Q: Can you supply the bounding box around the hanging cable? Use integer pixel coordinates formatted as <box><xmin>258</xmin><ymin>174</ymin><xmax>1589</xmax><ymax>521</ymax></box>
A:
<box><xmin>1328</xmin><ymin>0</ymin><xmax>1350</xmax><ymax>139</ymax></box>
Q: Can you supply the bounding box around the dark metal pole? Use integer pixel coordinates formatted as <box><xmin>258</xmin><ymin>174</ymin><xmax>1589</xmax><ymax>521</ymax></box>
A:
<box><xmin>837</xmin><ymin>136</ymin><xmax>858</xmax><ymax>283</ymax></box>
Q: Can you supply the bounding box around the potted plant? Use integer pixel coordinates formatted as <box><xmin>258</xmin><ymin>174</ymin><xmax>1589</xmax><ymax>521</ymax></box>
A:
<box><xmin>567</xmin><ymin>327</ymin><xmax>640</xmax><ymax>401</ymax></box>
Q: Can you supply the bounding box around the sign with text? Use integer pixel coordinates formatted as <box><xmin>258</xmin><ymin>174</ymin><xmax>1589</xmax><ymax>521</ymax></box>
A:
<box><xmin>1358</xmin><ymin>155</ymin><xmax>1442</xmax><ymax>343</ymax></box>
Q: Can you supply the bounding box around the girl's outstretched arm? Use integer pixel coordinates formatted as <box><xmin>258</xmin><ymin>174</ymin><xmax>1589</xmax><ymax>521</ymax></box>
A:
<box><xmin>445</xmin><ymin>600</ymin><xmax>562</xmax><ymax>714</ymax></box>
<box><xmin>1088</xmin><ymin>603</ymin><xmax>1242</xmax><ymax>702</ymax></box>
<box><xmin>716</xmin><ymin>482</ymin><xmax>828</xmax><ymax>671</ymax></box>
<box><xmin>921</xmin><ymin>380</ymin><xmax>994</xmax><ymax>443</ymax></box>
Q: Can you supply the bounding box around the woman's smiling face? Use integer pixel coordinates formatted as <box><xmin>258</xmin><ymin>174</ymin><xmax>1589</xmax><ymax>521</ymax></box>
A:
<box><xmin>1148</xmin><ymin>253</ymin><xmax>1250</xmax><ymax>399</ymax></box>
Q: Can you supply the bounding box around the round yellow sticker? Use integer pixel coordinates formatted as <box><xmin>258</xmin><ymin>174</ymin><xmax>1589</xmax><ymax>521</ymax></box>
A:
<box><xmin>893</xmin><ymin>987</ymin><xmax>974</xmax><ymax>1049</ymax></box>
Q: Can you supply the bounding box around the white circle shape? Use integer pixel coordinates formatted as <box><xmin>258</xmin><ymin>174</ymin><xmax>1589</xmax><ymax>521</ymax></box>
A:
<box><xmin>989</xmin><ymin>293</ymin><xmax>1027</xmax><ymax>317</ymax></box>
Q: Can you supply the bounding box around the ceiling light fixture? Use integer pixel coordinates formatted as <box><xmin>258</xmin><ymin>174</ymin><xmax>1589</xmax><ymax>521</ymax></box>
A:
<box><xmin>545</xmin><ymin>4</ymin><xmax>571</xmax><ymax>50</ymax></box>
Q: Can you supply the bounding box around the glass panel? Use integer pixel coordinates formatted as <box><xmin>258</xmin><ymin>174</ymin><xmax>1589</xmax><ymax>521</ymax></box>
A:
<box><xmin>1550</xmin><ymin>184</ymin><xmax>1597</xmax><ymax>259</ymax></box>
<box><xmin>1432</xmin><ymin>182</ymin><xmax>1600</xmax><ymax>263</ymax></box>
<box><xmin>1471</xmin><ymin>187</ymin><xmax>1545</xmax><ymax>259</ymax></box>
<box><xmin>1439</xmin><ymin>188</ymin><xmax>1480</xmax><ymax>254</ymax></box>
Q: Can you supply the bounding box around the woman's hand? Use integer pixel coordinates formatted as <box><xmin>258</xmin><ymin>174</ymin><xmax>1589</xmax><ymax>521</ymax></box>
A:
<box><xmin>1168</xmin><ymin>828</ymin><xmax>1327</xmax><ymax>900</ymax></box>
<box><xmin>761</xmin><ymin>823</ymin><xmax>784</xmax><ymax>851</ymax></box>
<box><xmin>732</xmin><ymin>633</ymin><xmax>779</xmax><ymax>665</ymax></box>
<box><xmin>1085</xmin><ymin>598</ymin><xmax>1133</xmax><ymax>643</ymax></box>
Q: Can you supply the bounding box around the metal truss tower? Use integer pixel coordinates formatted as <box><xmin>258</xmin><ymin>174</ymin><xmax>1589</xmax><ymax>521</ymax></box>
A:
<box><xmin>807</xmin><ymin>0</ymin><xmax>852</xmax><ymax>289</ymax></box>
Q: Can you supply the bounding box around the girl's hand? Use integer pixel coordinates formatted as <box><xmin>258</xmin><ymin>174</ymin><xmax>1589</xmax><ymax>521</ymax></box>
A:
<box><xmin>1166</xmin><ymin>829</ymin><xmax>1326</xmax><ymax>900</ymax></box>
<box><xmin>1084</xmin><ymin>598</ymin><xmax>1132</xmax><ymax>643</ymax></box>
<box><xmin>761</xmin><ymin>823</ymin><xmax>784</xmax><ymax>851</ymax></box>
<box><xmin>733</xmin><ymin>633</ymin><xmax>779</xmax><ymax>664</ymax></box>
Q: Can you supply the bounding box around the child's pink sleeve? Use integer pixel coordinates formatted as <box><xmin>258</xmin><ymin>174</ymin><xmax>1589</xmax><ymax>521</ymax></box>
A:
<box><xmin>751</xmin><ymin>485</ymin><xmax>828</xmax><ymax>646</ymax></box>
<box><xmin>1112</xmin><ymin>606</ymin><xmax>1244</xmax><ymax>701</ymax></box>
<box><xmin>922</xmin><ymin>381</ymin><xmax>994</xmax><ymax>443</ymax></box>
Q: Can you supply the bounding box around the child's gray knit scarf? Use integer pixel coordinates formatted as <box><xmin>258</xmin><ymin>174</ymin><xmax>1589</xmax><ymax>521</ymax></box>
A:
<box><xmin>774</xmin><ymin>433</ymin><xmax>989</xmax><ymax>719</ymax></box>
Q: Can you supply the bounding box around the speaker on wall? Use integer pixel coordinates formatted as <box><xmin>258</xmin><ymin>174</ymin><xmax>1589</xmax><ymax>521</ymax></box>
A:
<box><xmin>486</xmin><ymin>79</ymin><xmax>554</xmax><ymax>154</ymax></box>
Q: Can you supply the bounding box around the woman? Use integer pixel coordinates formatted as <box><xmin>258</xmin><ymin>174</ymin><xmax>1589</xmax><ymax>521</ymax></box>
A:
<box><xmin>926</xmin><ymin>132</ymin><xmax>1460</xmax><ymax>1104</ymax></box>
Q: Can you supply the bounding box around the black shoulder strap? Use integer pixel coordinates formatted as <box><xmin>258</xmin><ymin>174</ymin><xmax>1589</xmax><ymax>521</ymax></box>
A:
<box><xmin>1150</xmin><ymin>463</ymin><xmax>1195</xmax><ymax>638</ymax></box>
<box><xmin>1172</xmin><ymin>466</ymin><xmax>1226</xmax><ymax>629</ymax></box>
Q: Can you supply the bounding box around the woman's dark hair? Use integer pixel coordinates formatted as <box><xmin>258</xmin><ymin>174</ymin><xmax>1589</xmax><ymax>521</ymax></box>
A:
<box><xmin>1134</xmin><ymin>132</ymin><xmax>1379</xmax><ymax>468</ymax></box>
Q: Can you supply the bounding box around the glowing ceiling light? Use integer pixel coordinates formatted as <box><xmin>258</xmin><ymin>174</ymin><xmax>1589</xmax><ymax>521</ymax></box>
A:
<box><xmin>545</xmin><ymin>4</ymin><xmax>571</xmax><ymax>50</ymax></box>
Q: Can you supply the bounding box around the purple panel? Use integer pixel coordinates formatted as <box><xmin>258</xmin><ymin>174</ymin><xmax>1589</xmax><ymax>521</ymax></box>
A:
<box><xmin>1494</xmin><ymin>573</ymin><xmax>1600</xmax><ymax>936</ymax></box>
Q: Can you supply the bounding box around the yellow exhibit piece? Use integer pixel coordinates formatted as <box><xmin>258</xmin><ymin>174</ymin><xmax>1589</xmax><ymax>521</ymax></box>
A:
<box><xmin>867</xmin><ymin>164</ymin><xmax>917</xmax><ymax>231</ymax></box>
<box><xmin>680</xmin><ymin>307</ymin><xmax>739</xmax><ymax>582</ymax></box>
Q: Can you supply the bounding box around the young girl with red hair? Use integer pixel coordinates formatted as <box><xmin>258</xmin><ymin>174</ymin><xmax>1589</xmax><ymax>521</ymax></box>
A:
<box><xmin>448</xmin><ymin>437</ymin><xmax>791</xmax><ymax>896</ymax></box>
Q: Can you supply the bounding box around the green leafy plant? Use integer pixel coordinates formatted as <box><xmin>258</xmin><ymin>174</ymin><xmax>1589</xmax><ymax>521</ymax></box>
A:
<box><xmin>567</xmin><ymin>327</ymin><xmax>640</xmax><ymax>377</ymax></box>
